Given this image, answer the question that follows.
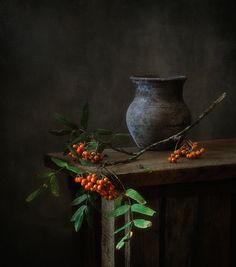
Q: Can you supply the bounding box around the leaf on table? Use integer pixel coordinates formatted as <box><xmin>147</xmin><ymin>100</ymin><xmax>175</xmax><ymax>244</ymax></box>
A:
<box><xmin>51</xmin><ymin>157</ymin><xmax>68</xmax><ymax>168</ymax></box>
<box><xmin>79</xmin><ymin>159</ymin><xmax>97</xmax><ymax>166</ymax></box>
<box><xmin>66</xmin><ymin>164</ymin><xmax>84</xmax><ymax>174</ymax></box>
<box><xmin>125</xmin><ymin>188</ymin><xmax>146</xmax><ymax>205</ymax></box>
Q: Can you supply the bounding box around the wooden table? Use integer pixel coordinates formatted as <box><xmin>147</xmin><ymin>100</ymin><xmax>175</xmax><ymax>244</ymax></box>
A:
<box><xmin>45</xmin><ymin>138</ymin><xmax>236</xmax><ymax>267</ymax></box>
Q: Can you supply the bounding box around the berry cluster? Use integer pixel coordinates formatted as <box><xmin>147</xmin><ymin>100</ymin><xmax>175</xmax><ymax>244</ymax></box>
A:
<box><xmin>68</xmin><ymin>143</ymin><xmax>103</xmax><ymax>163</ymax></box>
<box><xmin>74</xmin><ymin>173</ymin><xmax>119</xmax><ymax>200</ymax></box>
<box><xmin>168</xmin><ymin>140</ymin><xmax>205</xmax><ymax>163</ymax></box>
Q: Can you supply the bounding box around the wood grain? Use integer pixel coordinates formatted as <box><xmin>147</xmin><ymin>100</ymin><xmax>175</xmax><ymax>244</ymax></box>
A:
<box><xmin>45</xmin><ymin>139</ymin><xmax>236</xmax><ymax>188</ymax></box>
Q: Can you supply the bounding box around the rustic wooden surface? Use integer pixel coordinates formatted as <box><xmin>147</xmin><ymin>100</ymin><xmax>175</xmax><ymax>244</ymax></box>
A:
<box><xmin>45</xmin><ymin>138</ymin><xmax>236</xmax><ymax>187</ymax></box>
<box><xmin>45</xmin><ymin>138</ymin><xmax>236</xmax><ymax>267</ymax></box>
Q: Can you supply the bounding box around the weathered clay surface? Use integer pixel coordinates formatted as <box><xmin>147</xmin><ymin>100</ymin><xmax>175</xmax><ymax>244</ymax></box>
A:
<box><xmin>126</xmin><ymin>75</ymin><xmax>191</xmax><ymax>150</ymax></box>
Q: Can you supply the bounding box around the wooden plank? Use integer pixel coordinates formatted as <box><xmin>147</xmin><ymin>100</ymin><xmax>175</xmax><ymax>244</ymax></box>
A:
<box><xmin>101</xmin><ymin>199</ymin><xmax>115</xmax><ymax>267</ymax></box>
<box><xmin>191</xmin><ymin>195</ymin><xmax>231</xmax><ymax>267</ymax></box>
<box><xmin>45</xmin><ymin>139</ymin><xmax>236</xmax><ymax>187</ymax></box>
<box><xmin>164</xmin><ymin>197</ymin><xmax>198</xmax><ymax>267</ymax></box>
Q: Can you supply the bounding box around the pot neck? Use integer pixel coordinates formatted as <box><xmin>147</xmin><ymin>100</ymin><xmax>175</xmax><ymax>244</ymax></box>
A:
<box><xmin>132</xmin><ymin>79</ymin><xmax>186</xmax><ymax>101</ymax></box>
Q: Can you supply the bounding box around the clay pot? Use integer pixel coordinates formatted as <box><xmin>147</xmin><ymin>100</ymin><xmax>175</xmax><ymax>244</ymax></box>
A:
<box><xmin>126</xmin><ymin>75</ymin><xmax>191</xmax><ymax>150</ymax></box>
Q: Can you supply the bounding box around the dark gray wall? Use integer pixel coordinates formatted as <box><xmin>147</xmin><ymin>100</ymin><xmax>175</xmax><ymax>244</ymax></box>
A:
<box><xmin>1</xmin><ymin>0</ymin><xmax>236</xmax><ymax>266</ymax></box>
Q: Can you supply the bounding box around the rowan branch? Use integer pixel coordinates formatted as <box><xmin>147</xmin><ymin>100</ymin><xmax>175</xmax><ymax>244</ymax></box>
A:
<box><xmin>104</xmin><ymin>92</ymin><xmax>227</xmax><ymax>166</ymax></box>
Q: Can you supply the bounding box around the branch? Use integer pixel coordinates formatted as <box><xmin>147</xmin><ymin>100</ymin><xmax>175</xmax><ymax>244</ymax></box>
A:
<box><xmin>105</xmin><ymin>92</ymin><xmax>226</xmax><ymax>166</ymax></box>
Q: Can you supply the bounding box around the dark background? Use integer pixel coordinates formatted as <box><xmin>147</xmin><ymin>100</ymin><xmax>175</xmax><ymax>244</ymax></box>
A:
<box><xmin>1</xmin><ymin>0</ymin><xmax>236</xmax><ymax>266</ymax></box>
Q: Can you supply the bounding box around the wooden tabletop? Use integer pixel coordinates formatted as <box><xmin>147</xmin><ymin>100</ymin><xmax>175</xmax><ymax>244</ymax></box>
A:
<box><xmin>45</xmin><ymin>138</ymin><xmax>236</xmax><ymax>187</ymax></box>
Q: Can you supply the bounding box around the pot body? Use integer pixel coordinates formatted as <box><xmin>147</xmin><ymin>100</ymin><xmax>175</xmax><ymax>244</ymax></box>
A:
<box><xmin>126</xmin><ymin>76</ymin><xmax>191</xmax><ymax>150</ymax></box>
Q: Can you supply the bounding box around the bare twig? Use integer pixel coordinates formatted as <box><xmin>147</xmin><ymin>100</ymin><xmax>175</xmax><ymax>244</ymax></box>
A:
<box><xmin>105</xmin><ymin>92</ymin><xmax>226</xmax><ymax>166</ymax></box>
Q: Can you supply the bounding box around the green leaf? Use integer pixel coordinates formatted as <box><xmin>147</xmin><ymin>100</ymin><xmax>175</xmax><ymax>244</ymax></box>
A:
<box><xmin>66</xmin><ymin>164</ymin><xmax>84</xmax><ymax>174</ymax></box>
<box><xmin>71</xmin><ymin>205</ymin><xmax>87</xmax><ymax>222</ymax></box>
<box><xmin>37</xmin><ymin>171</ymin><xmax>55</xmax><ymax>178</ymax></box>
<box><xmin>131</xmin><ymin>204</ymin><xmax>156</xmax><ymax>216</ymax></box>
<box><xmin>133</xmin><ymin>219</ymin><xmax>152</xmax><ymax>229</ymax></box>
<box><xmin>125</xmin><ymin>189</ymin><xmax>146</xmax><ymax>205</ymax></box>
<box><xmin>71</xmin><ymin>194</ymin><xmax>88</xmax><ymax>206</ymax></box>
<box><xmin>51</xmin><ymin>157</ymin><xmax>68</xmax><ymax>168</ymax></box>
<box><xmin>86</xmin><ymin>141</ymin><xmax>98</xmax><ymax>151</ymax></box>
<box><xmin>116</xmin><ymin>231</ymin><xmax>133</xmax><ymax>250</ymax></box>
<box><xmin>74</xmin><ymin>206</ymin><xmax>87</xmax><ymax>232</ymax></box>
<box><xmin>114</xmin><ymin>221</ymin><xmax>133</xmax><ymax>235</ymax></box>
<box><xmin>71</xmin><ymin>133</ymin><xmax>88</xmax><ymax>144</ymax></box>
<box><xmin>80</xmin><ymin>103</ymin><xmax>89</xmax><ymax>130</ymax></box>
<box><xmin>114</xmin><ymin>194</ymin><xmax>123</xmax><ymax>209</ymax></box>
<box><xmin>93</xmin><ymin>128</ymin><xmax>113</xmax><ymax>136</ymax></box>
<box><xmin>49</xmin><ymin>129</ymin><xmax>72</xmax><ymax>136</ymax></box>
<box><xmin>109</xmin><ymin>204</ymin><xmax>130</xmax><ymax>218</ymax></box>
<box><xmin>51</xmin><ymin>157</ymin><xmax>84</xmax><ymax>174</ymax></box>
<box><xmin>55</xmin><ymin>113</ymin><xmax>78</xmax><ymax>129</ymax></box>
<box><xmin>25</xmin><ymin>188</ymin><xmax>42</xmax><ymax>202</ymax></box>
<box><xmin>112</xmin><ymin>133</ymin><xmax>131</xmax><ymax>143</ymax></box>
<box><xmin>79</xmin><ymin>159</ymin><xmax>96</xmax><ymax>166</ymax></box>
<box><xmin>138</xmin><ymin>164</ymin><xmax>153</xmax><ymax>173</ymax></box>
<box><xmin>50</xmin><ymin>175</ymin><xmax>59</xmax><ymax>197</ymax></box>
<box><xmin>85</xmin><ymin>206</ymin><xmax>93</xmax><ymax>227</ymax></box>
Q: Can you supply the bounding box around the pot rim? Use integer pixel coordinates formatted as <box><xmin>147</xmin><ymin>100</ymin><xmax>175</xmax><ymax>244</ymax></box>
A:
<box><xmin>130</xmin><ymin>75</ymin><xmax>187</xmax><ymax>82</ymax></box>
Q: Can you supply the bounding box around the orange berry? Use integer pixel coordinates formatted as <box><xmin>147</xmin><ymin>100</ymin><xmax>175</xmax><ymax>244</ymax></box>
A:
<box><xmin>93</xmin><ymin>184</ymin><xmax>97</xmax><ymax>190</ymax></box>
<box><xmin>73</xmin><ymin>144</ymin><xmax>78</xmax><ymax>149</ymax></box>
<box><xmin>84</xmin><ymin>184</ymin><xmax>90</xmax><ymax>190</ymax></box>
<box><xmin>91</xmin><ymin>177</ymin><xmax>97</xmax><ymax>183</ymax></box>
<box><xmin>86</xmin><ymin>175</ymin><xmax>91</xmax><ymax>181</ymax></box>
<box><xmin>87</xmin><ymin>182</ymin><xmax>92</xmax><ymax>187</ymax></box>
<box><xmin>82</xmin><ymin>151</ymin><xmax>89</xmax><ymax>157</ymax></box>
<box><xmin>104</xmin><ymin>177</ymin><xmax>109</xmax><ymax>182</ymax></box>
<box><xmin>171</xmin><ymin>158</ymin><xmax>177</xmax><ymax>163</ymax></box>
<box><xmin>94</xmin><ymin>155</ymin><xmax>100</xmax><ymax>162</ymax></box>
<box><xmin>76</xmin><ymin>147</ymin><xmax>84</xmax><ymax>154</ymax></box>
<box><xmin>97</xmin><ymin>185</ymin><xmax>102</xmax><ymax>191</ymax></box>
<box><xmin>168</xmin><ymin>157</ymin><xmax>172</xmax><ymax>162</ymax></box>
<box><xmin>81</xmin><ymin>179</ymin><xmax>87</xmax><ymax>186</ymax></box>
<box><xmin>200</xmin><ymin>148</ymin><xmax>205</xmax><ymax>153</ymax></box>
